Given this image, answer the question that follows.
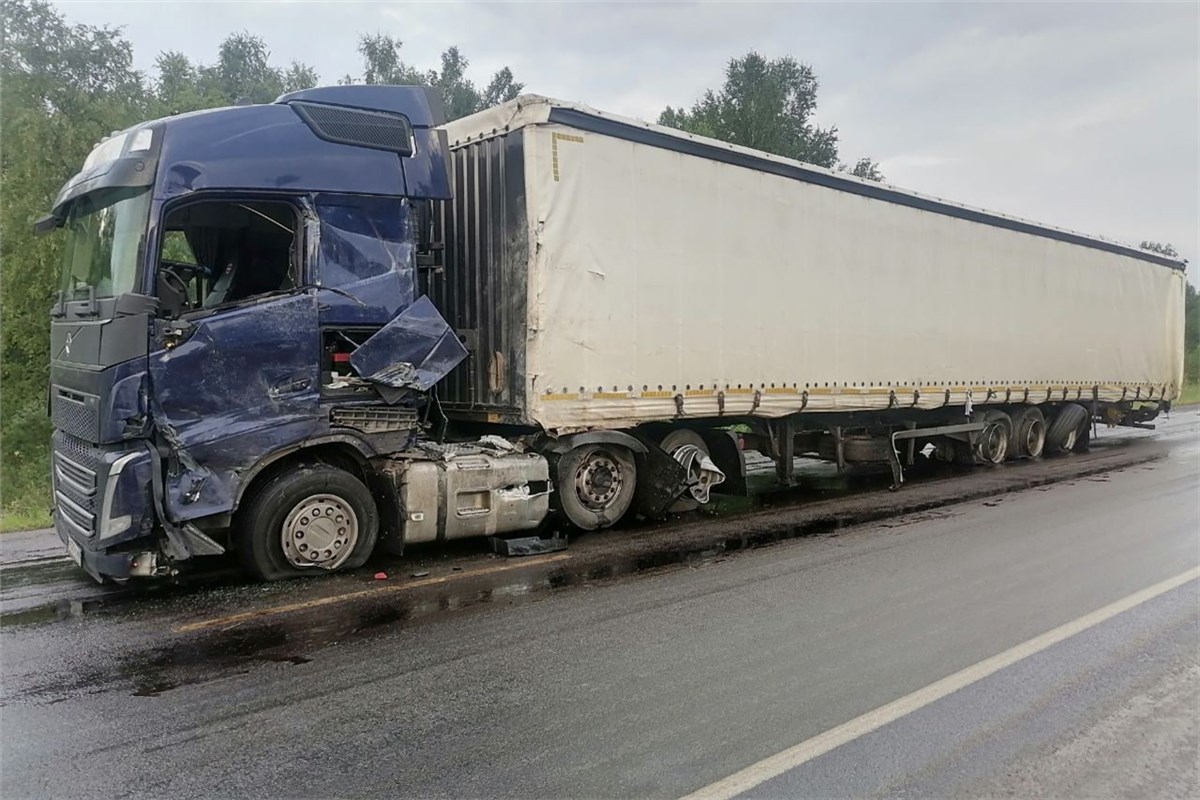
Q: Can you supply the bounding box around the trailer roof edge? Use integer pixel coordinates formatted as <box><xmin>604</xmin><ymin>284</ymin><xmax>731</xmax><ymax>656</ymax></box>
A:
<box><xmin>446</xmin><ymin>96</ymin><xmax>1184</xmax><ymax>272</ymax></box>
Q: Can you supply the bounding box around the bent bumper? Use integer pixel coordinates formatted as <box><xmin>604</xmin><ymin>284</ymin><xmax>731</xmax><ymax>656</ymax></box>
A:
<box><xmin>54</xmin><ymin>513</ymin><xmax>138</xmax><ymax>582</ymax></box>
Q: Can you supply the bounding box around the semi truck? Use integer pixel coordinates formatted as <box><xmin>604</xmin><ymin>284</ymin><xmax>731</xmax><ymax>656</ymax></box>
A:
<box><xmin>41</xmin><ymin>86</ymin><xmax>1187</xmax><ymax>583</ymax></box>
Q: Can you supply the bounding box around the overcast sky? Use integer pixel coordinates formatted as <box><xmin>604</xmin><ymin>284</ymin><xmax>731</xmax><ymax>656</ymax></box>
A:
<box><xmin>55</xmin><ymin>0</ymin><xmax>1200</xmax><ymax>281</ymax></box>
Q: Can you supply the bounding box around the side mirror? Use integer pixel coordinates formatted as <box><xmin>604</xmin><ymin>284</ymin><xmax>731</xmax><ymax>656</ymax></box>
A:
<box><xmin>33</xmin><ymin>213</ymin><xmax>60</xmax><ymax>236</ymax></box>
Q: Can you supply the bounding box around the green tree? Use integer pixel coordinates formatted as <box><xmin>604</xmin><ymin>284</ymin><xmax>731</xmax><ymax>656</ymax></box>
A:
<box><xmin>482</xmin><ymin>66</ymin><xmax>523</xmax><ymax>108</ymax></box>
<box><xmin>1</xmin><ymin>0</ymin><xmax>149</xmax><ymax>525</ymax></box>
<box><xmin>282</xmin><ymin>61</ymin><xmax>320</xmax><ymax>94</ymax></box>
<box><xmin>154</xmin><ymin>50</ymin><xmax>206</xmax><ymax>113</ymax></box>
<box><xmin>658</xmin><ymin>52</ymin><xmax>881</xmax><ymax>180</ymax></box>
<box><xmin>1141</xmin><ymin>241</ymin><xmax>1197</xmax><ymax>384</ymax></box>
<box><xmin>1187</xmin><ymin>282</ymin><xmax>1199</xmax><ymax>354</ymax></box>
<box><xmin>154</xmin><ymin>33</ymin><xmax>319</xmax><ymax>114</ymax></box>
<box><xmin>845</xmin><ymin>157</ymin><xmax>884</xmax><ymax>182</ymax></box>
<box><xmin>198</xmin><ymin>32</ymin><xmax>283</xmax><ymax>104</ymax></box>
<box><xmin>355</xmin><ymin>33</ymin><xmax>424</xmax><ymax>86</ymax></box>
<box><xmin>353</xmin><ymin>34</ymin><xmax>523</xmax><ymax>120</ymax></box>
<box><xmin>1139</xmin><ymin>240</ymin><xmax>1180</xmax><ymax>259</ymax></box>
<box><xmin>0</xmin><ymin>5</ymin><xmax>318</xmax><ymax>527</ymax></box>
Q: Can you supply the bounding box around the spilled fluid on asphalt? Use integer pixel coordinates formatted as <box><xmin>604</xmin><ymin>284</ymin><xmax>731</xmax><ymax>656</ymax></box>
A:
<box><xmin>0</xmin><ymin>438</ymin><xmax>1163</xmax><ymax>704</ymax></box>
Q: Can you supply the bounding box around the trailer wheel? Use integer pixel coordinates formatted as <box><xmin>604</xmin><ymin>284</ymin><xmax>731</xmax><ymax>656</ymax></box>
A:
<box><xmin>1007</xmin><ymin>405</ymin><xmax>1046</xmax><ymax>459</ymax></box>
<box><xmin>235</xmin><ymin>464</ymin><xmax>379</xmax><ymax>581</ymax></box>
<box><xmin>554</xmin><ymin>444</ymin><xmax>637</xmax><ymax>531</ymax></box>
<box><xmin>657</xmin><ymin>429</ymin><xmax>711</xmax><ymax>513</ymax></box>
<box><xmin>1045</xmin><ymin>403</ymin><xmax>1089</xmax><ymax>455</ymax></box>
<box><xmin>973</xmin><ymin>410</ymin><xmax>1012</xmax><ymax>465</ymax></box>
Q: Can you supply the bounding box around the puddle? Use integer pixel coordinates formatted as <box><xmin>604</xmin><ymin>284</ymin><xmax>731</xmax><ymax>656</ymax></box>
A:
<box><xmin>0</xmin><ymin>596</ymin><xmax>109</xmax><ymax>627</ymax></box>
<box><xmin>4</xmin><ymin>443</ymin><xmax>1168</xmax><ymax>705</ymax></box>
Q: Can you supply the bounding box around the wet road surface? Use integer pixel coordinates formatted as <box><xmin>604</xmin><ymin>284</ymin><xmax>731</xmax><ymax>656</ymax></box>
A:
<box><xmin>1</xmin><ymin>410</ymin><xmax>1197</xmax><ymax>798</ymax></box>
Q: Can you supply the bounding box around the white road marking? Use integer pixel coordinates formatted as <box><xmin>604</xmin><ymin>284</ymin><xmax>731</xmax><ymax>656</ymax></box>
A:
<box><xmin>681</xmin><ymin>565</ymin><xmax>1200</xmax><ymax>800</ymax></box>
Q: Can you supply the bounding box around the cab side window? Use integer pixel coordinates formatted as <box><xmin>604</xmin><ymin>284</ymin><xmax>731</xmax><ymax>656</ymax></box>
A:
<box><xmin>157</xmin><ymin>199</ymin><xmax>300</xmax><ymax>316</ymax></box>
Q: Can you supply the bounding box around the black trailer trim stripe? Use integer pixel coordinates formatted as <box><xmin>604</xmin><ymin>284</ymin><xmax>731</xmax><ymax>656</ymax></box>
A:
<box><xmin>546</xmin><ymin>107</ymin><xmax>1185</xmax><ymax>272</ymax></box>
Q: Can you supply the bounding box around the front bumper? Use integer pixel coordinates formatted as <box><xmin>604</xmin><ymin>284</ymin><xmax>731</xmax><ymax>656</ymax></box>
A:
<box><xmin>51</xmin><ymin>432</ymin><xmax>158</xmax><ymax>582</ymax></box>
<box><xmin>53</xmin><ymin>516</ymin><xmax>139</xmax><ymax>582</ymax></box>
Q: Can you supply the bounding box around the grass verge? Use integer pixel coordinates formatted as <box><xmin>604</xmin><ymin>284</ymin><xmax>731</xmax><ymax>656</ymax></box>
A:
<box><xmin>1</xmin><ymin>401</ymin><xmax>53</xmax><ymax>533</ymax></box>
<box><xmin>0</xmin><ymin>456</ymin><xmax>52</xmax><ymax>533</ymax></box>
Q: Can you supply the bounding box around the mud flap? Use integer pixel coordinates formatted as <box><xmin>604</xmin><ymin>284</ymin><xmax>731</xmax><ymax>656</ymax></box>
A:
<box><xmin>632</xmin><ymin>435</ymin><xmax>688</xmax><ymax>521</ymax></box>
<box><xmin>696</xmin><ymin>429</ymin><xmax>747</xmax><ymax>496</ymax></box>
<box><xmin>349</xmin><ymin>295</ymin><xmax>468</xmax><ymax>398</ymax></box>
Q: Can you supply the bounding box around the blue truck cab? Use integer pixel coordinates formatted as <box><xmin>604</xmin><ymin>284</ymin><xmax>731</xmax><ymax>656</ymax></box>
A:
<box><xmin>44</xmin><ymin>86</ymin><xmax>480</xmax><ymax>581</ymax></box>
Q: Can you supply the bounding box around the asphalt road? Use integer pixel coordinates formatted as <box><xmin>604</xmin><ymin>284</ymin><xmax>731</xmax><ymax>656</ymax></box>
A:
<box><xmin>2</xmin><ymin>412</ymin><xmax>1197</xmax><ymax>798</ymax></box>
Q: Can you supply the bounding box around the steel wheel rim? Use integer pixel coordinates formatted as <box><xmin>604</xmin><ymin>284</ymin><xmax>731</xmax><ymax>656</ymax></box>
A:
<box><xmin>979</xmin><ymin>423</ymin><xmax>1007</xmax><ymax>463</ymax></box>
<box><xmin>1024</xmin><ymin>419</ymin><xmax>1045</xmax><ymax>457</ymax></box>
<box><xmin>574</xmin><ymin>449</ymin><xmax>624</xmax><ymax>510</ymax></box>
<box><xmin>281</xmin><ymin>493</ymin><xmax>359</xmax><ymax>570</ymax></box>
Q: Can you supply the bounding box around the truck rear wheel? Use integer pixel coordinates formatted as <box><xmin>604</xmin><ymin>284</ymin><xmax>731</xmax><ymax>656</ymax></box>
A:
<box><xmin>236</xmin><ymin>464</ymin><xmax>379</xmax><ymax>581</ymax></box>
<box><xmin>657</xmin><ymin>429</ymin><xmax>711</xmax><ymax>513</ymax></box>
<box><xmin>973</xmin><ymin>410</ymin><xmax>1012</xmax><ymax>464</ymax></box>
<box><xmin>1045</xmin><ymin>403</ymin><xmax>1089</xmax><ymax>455</ymax></box>
<box><xmin>554</xmin><ymin>444</ymin><xmax>637</xmax><ymax>531</ymax></box>
<box><xmin>1007</xmin><ymin>405</ymin><xmax>1046</xmax><ymax>459</ymax></box>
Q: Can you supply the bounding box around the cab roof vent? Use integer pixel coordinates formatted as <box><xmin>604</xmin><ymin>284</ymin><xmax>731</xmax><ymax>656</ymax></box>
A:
<box><xmin>290</xmin><ymin>101</ymin><xmax>415</xmax><ymax>156</ymax></box>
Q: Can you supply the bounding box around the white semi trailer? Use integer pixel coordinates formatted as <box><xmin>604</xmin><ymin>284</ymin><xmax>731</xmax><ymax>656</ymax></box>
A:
<box><xmin>47</xmin><ymin>87</ymin><xmax>1186</xmax><ymax>582</ymax></box>
<box><xmin>427</xmin><ymin>95</ymin><xmax>1185</xmax><ymax>527</ymax></box>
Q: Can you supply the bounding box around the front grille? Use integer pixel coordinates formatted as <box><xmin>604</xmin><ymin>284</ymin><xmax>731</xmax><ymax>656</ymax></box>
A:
<box><xmin>52</xmin><ymin>431</ymin><xmax>102</xmax><ymax>538</ymax></box>
<box><xmin>51</xmin><ymin>386</ymin><xmax>100</xmax><ymax>441</ymax></box>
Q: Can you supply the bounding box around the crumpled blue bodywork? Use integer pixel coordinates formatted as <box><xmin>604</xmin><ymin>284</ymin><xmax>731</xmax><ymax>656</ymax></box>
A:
<box><xmin>350</xmin><ymin>296</ymin><xmax>469</xmax><ymax>392</ymax></box>
<box><xmin>48</xmin><ymin>86</ymin><xmax>465</xmax><ymax>575</ymax></box>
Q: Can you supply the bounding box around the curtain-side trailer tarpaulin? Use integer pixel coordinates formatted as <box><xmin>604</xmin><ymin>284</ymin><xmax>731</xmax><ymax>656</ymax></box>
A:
<box><xmin>439</xmin><ymin>96</ymin><xmax>1186</xmax><ymax>432</ymax></box>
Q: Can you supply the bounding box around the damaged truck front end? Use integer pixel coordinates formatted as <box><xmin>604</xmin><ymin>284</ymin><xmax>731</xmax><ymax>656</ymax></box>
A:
<box><xmin>45</xmin><ymin>86</ymin><xmax>478</xmax><ymax>582</ymax></box>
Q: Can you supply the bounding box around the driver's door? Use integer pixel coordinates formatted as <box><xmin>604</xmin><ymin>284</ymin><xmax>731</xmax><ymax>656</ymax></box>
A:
<box><xmin>148</xmin><ymin>197</ymin><xmax>322</xmax><ymax>523</ymax></box>
<box><xmin>148</xmin><ymin>292</ymin><xmax>322</xmax><ymax>523</ymax></box>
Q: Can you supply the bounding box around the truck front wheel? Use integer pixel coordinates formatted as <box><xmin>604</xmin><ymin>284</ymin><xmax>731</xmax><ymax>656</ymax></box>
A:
<box><xmin>235</xmin><ymin>464</ymin><xmax>379</xmax><ymax>580</ymax></box>
<box><xmin>554</xmin><ymin>444</ymin><xmax>637</xmax><ymax>531</ymax></box>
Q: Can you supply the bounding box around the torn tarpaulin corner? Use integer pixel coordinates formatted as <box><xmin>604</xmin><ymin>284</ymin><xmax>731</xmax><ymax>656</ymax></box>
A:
<box><xmin>349</xmin><ymin>295</ymin><xmax>468</xmax><ymax>393</ymax></box>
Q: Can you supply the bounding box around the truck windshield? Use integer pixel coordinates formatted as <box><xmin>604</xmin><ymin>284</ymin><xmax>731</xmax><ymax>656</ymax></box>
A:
<box><xmin>58</xmin><ymin>186</ymin><xmax>152</xmax><ymax>298</ymax></box>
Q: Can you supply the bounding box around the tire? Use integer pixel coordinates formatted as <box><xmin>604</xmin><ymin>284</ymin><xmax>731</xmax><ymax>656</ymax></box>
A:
<box><xmin>1045</xmin><ymin>403</ymin><xmax>1089</xmax><ymax>455</ymax></box>
<box><xmin>973</xmin><ymin>409</ymin><xmax>1012</xmax><ymax>465</ymax></box>
<box><xmin>1007</xmin><ymin>405</ymin><xmax>1046</xmax><ymax>459</ymax></box>
<box><xmin>553</xmin><ymin>444</ymin><xmax>637</xmax><ymax>531</ymax></box>
<box><xmin>657</xmin><ymin>429</ymin><xmax>711</xmax><ymax>513</ymax></box>
<box><xmin>235</xmin><ymin>463</ymin><xmax>379</xmax><ymax>581</ymax></box>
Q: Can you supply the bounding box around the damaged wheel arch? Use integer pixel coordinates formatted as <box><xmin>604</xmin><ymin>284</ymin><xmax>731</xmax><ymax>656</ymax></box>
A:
<box><xmin>230</xmin><ymin>434</ymin><xmax>380</xmax><ymax>513</ymax></box>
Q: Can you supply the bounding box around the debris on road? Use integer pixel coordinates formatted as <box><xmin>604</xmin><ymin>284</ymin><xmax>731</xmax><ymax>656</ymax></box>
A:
<box><xmin>489</xmin><ymin>533</ymin><xmax>569</xmax><ymax>557</ymax></box>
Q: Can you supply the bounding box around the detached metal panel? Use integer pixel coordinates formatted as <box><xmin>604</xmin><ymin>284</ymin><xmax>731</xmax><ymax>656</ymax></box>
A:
<box><xmin>428</xmin><ymin>129</ymin><xmax>530</xmax><ymax>419</ymax></box>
